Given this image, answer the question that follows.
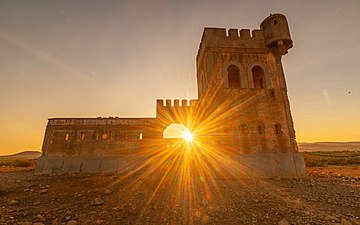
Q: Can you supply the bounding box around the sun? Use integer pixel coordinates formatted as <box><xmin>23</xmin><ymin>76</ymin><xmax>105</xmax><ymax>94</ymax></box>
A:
<box><xmin>182</xmin><ymin>131</ymin><xmax>193</xmax><ymax>142</ymax></box>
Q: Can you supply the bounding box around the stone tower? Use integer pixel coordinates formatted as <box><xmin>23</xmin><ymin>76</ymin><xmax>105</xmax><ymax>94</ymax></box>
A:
<box><xmin>195</xmin><ymin>14</ymin><xmax>305</xmax><ymax>176</ymax></box>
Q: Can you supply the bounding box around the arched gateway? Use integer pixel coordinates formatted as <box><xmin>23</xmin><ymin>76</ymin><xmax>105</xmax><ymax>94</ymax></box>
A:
<box><xmin>37</xmin><ymin>13</ymin><xmax>306</xmax><ymax>177</ymax></box>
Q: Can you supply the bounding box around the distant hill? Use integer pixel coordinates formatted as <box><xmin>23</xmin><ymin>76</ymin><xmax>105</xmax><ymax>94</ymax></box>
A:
<box><xmin>298</xmin><ymin>141</ymin><xmax>360</xmax><ymax>152</ymax></box>
<box><xmin>0</xmin><ymin>151</ymin><xmax>42</xmax><ymax>159</ymax></box>
<box><xmin>1</xmin><ymin>143</ymin><xmax>359</xmax><ymax>157</ymax></box>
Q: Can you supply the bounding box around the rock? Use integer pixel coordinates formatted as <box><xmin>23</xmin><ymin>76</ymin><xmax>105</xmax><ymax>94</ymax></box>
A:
<box><xmin>10</xmin><ymin>199</ymin><xmax>18</xmax><ymax>205</ymax></box>
<box><xmin>104</xmin><ymin>190</ymin><xmax>112</xmax><ymax>195</ymax></box>
<box><xmin>94</xmin><ymin>219</ymin><xmax>103</xmax><ymax>224</ymax></box>
<box><xmin>91</xmin><ymin>198</ymin><xmax>104</xmax><ymax>206</ymax></box>
<box><xmin>18</xmin><ymin>222</ymin><xmax>33</xmax><ymax>225</ymax></box>
<box><xmin>341</xmin><ymin>218</ymin><xmax>352</xmax><ymax>225</ymax></box>
<box><xmin>67</xmin><ymin>220</ymin><xmax>77</xmax><ymax>225</ymax></box>
<box><xmin>349</xmin><ymin>218</ymin><xmax>360</xmax><ymax>225</ymax></box>
<box><xmin>35</xmin><ymin>214</ymin><xmax>46</xmax><ymax>222</ymax></box>
<box><xmin>325</xmin><ymin>215</ymin><xmax>337</xmax><ymax>222</ymax></box>
<box><xmin>64</xmin><ymin>216</ymin><xmax>71</xmax><ymax>221</ymax></box>
<box><xmin>39</xmin><ymin>189</ymin><xmax>48</xmax><ymax>194</ymax></box>
<box><xmin>278</xmin><ymin>219</ymin><xmax>290</xmax><ymax>225</ymax></box>
<box><xmin>272</xmin><ymin>176</ymin><xmax>281</xmax><ymax>181</ymax></box>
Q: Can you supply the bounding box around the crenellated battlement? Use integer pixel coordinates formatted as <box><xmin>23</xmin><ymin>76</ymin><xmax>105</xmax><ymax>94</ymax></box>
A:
<box><xmin>200</xmin><ymin>28</ymin><xmax>264</xmax><ymax>40</ymax></box>
<box><xmin>47</xmin><ymin>117</ymin><xmax>154</xmax><ymax>126</ymax></box>
<box><xmin>156</xmin><ymin>99</ymin><xmax>198</xmax><ymax>123</ymax></box>
<box><xmin>197</xmin><ymin>28</ymin><xmax>266</xmax><ymax>64</ymax></box>
<box><xmin>156</xmin><ymin>99</ymin><xmax>198</xmax><ymax>107</ymax></box>
<box><xmin>156</xmin><ymin>99</ymin><xmax>198</xmax><ymax>108</ymax></box>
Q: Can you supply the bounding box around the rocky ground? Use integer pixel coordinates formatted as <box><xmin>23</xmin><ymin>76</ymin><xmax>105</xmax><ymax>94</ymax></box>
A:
<box><xmin>0</xmin><ymin>166</ymin><xmax>359</xmax><ymax>225</ymax></box>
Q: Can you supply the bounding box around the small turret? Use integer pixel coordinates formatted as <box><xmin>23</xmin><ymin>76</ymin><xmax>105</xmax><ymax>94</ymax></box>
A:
<box><xmin>261</xmin><ymin>13</ymin><xmax>293</xmax><ymax>54</ymax></box>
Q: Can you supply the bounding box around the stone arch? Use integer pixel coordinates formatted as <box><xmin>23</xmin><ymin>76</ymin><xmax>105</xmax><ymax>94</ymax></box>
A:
<box><xmin>247</xmin><ymin>62</ymin><xmax>272</xmax><ymax>89</ymax></box>
<box><xmin>222</xmin><ymin>60</ymin><xmax>247</xmax><ymax>88</ymax></box>
<box><xmin>163</xmin><ymin>123</ymin><xmax>190</xmax><ymax>139</ymax></box>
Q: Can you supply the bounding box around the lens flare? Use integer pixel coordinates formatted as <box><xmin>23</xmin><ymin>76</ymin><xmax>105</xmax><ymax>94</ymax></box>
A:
<box><xmin>182</xmin><ymin>131</ymin><xmax>193</xmax><ymax>142</ymax></box>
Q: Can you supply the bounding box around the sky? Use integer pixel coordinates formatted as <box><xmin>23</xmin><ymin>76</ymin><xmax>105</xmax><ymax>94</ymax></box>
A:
<box><xmin>0</xmin><ymin>0</ymin><xmax>359</xmax><ymax>155</ymax></box>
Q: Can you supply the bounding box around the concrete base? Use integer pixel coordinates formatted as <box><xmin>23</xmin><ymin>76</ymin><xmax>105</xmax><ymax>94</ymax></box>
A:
<box><xmin>232</xmin><ymin>153</ymin><xmax>306</xmax><ymax>178</ymax></box>
<box><xmin>36</xmin><ymin>153</ymin><xmax>306</xmax><ymax>178</ymax></box>
<box><xmin>35</xmin><ymin>155</ymin><xmax>142</xmax><ymax>174</ymax></box>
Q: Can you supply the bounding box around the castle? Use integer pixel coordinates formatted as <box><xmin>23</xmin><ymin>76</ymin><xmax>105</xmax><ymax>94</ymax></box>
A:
<box><xmin>36</xmin><ymin>14</ymin><xmax>306</xmax><ymax>177</ymax></box>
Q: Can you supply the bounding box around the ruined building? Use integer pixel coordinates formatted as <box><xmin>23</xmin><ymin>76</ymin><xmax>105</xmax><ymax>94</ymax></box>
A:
<box><xmin>37</xmin><ymin>14</ymin><xmax>306</xmax><ymax>177</ymax></box>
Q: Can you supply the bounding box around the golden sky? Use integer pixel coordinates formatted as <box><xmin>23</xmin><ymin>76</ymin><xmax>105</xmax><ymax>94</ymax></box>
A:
<box><xmin>0</xmin><ymin>0</ymin><xmax>359</xmax><ymax>155</ymax></box>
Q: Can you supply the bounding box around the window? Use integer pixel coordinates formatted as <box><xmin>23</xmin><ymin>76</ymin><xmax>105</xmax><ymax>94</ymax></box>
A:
<box><xmin>102</xmin><ymin>133</ymin><xmax>108</xmax><ymax>139</ymax></box>
<box><xmin>95</xmin><ymin>133</ymin><xmax>99</xmax><ymax>140</ymax></box>
<box><xmin>274</xmin><ymin>20</ymin><xmax>277</xmax><ymax>25</ymax></box>
<box><xmin>252</xmin><ymin>66</ymin><xmax>265</xmax><ymax>89</ymax></box>
<box><xmin>65</xmin><ymin>133</ymin><xmax>69</xmax><ymax>141</ymax></box>
<box><xmin>275</xmin><ymin>123</ymin><xmax>283</xmax><ymax>135</ymax></box>
<box><xmin>139</xmin><ymin>132</ymin><xmax>143</xmax><ymax>140</ymax></box>
<box><xmin>81</xmin><ymin>133</ymin><xmax>85</xmax><ymax>141</ymax></box>
<box><xmin>227</xmin><ymin>65</ymin><xmax>240</xmax><ymax>88</ymax></box>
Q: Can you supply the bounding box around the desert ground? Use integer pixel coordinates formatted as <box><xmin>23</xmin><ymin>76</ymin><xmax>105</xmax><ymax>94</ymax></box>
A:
<box><xmin>0</xmin><ymin>152</ymin><xmax>359</xmax><ymax>225</ymax></box>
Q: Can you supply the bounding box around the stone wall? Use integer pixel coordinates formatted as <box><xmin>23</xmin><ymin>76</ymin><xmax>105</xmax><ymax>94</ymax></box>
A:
<box><xmin>41</xmin><ymin>117</ymin><xmax>159</xmax><ymax>157</ymax></box>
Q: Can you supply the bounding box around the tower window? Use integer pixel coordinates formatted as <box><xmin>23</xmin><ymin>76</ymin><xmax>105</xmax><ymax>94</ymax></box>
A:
<box><xmin>139</xmin><ymin>132</ymin><xmax>143</xmax><ymax>140</ymax></box>
<box><xmin>227</xmin><ymin>65</ymin><xmax>240</xmax><ymax>88</ymax></box>
<box><xmin>274</xmin><ymin>20</ymin><xmax>277</xmax><ymax>25</ymax></box>
<box><xmin>275</xmin><ymin>123</ymin><xmax>283</xmax><ymax>135</ymax></box>
<box><xmin>81</xmin><ymin>133</ymin><xmax>85</xmax><ymax>141</ymax></box>
<box><xmin>252</xmin><ymin>66</ymin><xmax>265</xmax><ymax>89</ymax></box>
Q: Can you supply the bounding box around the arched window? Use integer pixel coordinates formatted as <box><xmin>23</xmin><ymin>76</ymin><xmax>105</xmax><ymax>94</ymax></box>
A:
<box><xmin>227</xmin><ymin>65</ymin><xmax>240</xmax><ymax>88</ymax></box>
<box><xmin>163</xmin><ymin>123</ymin><xmax>190</xmax><ymax>139</ymax></box>
<box><xmin>252</xmin><ymin>66</ymin><xmax>265</xmax><ymax>89</ymax></box>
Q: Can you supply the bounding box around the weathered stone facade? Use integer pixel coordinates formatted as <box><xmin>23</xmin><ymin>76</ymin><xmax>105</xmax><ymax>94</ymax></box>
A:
<box><xmin>37</xmin><ymin>14</ymin><xmax>306</xmax><ymax>177</ymax></box>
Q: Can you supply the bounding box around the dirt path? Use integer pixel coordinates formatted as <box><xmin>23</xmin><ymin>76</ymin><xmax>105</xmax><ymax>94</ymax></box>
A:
<box><xmin>0</xmin><ymin>166</ymin><xmax>359</xmax><ymax>225</ymax></box>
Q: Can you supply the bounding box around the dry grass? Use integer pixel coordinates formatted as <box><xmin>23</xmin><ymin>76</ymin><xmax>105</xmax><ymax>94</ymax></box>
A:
<box><xmin>302</xmin><ymin>150</ymin><xmax>360</xmax><ymax>167</ymax></box>
<box><xmin>0</xmin><ymin>158</ymin><xmax>36</xmax><ymax>168</ymax></box>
